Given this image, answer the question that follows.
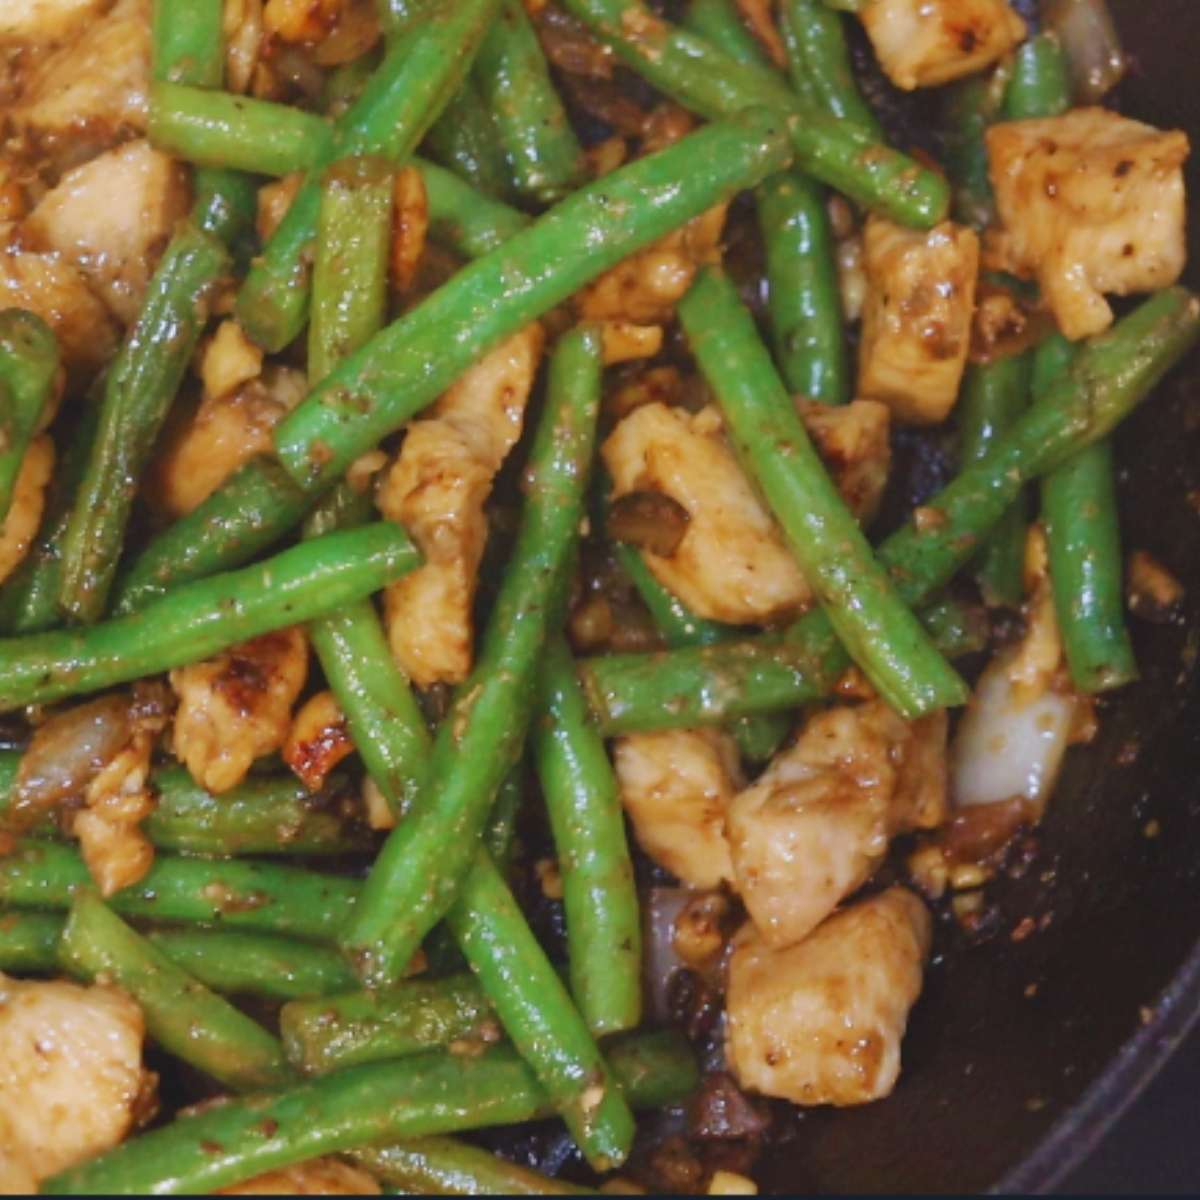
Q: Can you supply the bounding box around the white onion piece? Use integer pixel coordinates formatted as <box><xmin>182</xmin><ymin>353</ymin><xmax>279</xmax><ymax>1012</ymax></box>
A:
<box><xmin>645</xmin><ymin>886</ymin><xmax>691</xmax><ymax>1022</ymax></box>
<box><xmin>951</xmin><ymin>650</ymin><xmax>1077</xmax><ymax>815</ymax></box>
<box><xmin>1043</xmin><ymin>0</ymin><xmax>1128</xmax><ymax>103</ymax></box>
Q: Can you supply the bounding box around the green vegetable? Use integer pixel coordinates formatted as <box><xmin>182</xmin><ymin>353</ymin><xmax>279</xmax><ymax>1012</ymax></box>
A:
<box><xmin>940</xmin><ymin>66</ymin><xmax>1010</xmax><ymax>229</ymax></box>
<box><xmin>0</xmin><ymin>523</ymin><xmax>420</xmax><ymax>712</ymax></box>
<box><xmin>579</xmin><ymin>288</ymin><xmax>1200</xmax><ymax>731</ymax></box>
<box><xmin>919</xmin><ymin>593</ymin><xmax>990</xmax><ymax>660</ymax></box>
<box><xmin>423</xmin><ymin>79</ymin><xmax>512</xmax><ymax>199</ymax></box>
<box><xmin>151</xmin><ymin>0</ymin><xmax>223</xmax><ymax>86</ymax></box>
<box><xmin>344</xmin><ymin>326</ymin><xmax>603</xmax><ymax>988</ymax></box>
<box><xmin>561</xmin><ymin>0</ymin><xmax>948</xmax><ymax>227</ymax></box>
<box><xmin>419</xmin><ymin>156</ymin><xmax>531</xmax><ymax>258</ymax></box>
<box><xmin>679</xmin><ymin>267</ymin><xmax>966</xmax><ymax>718</ymax></box>
<box><xmin>59</xmin><ymin>893</ymin><xmax>294</xmax><ymax>1093</ymax></box>
<box><xmin>0</xmin><ymin>311</ymin><xmax>58</xmax><ymax>524</ymax></box>
<box><xmin>473</xmin><ymin>0</ymin><xmax>586</xmax><ymax>205</ymax></box>
<box><xmin>42</xmin><ymin>1031</ymin><xmax>698</xmax><ymax>1196</ymax></box>
<box><xmin>1004</xmin><ymin>32</ymin><xmax>1073</xmax><ymax>121</ymax></box>
<box><xmin>534</xmin><ymin>636</ymin><xmax>641</xmax><ymax>1035</ymax></box>
<box><xmin>682</xmin><ymin>0</ymin><xmax>775</xmax><ymax>69</ymax></box>
<box><xmin>274</xmin><ymin>108</ymin><xmax>792</xmax><ymax>493</ymax></box>
<box><xmin>0</xmin><ymin>841</ymin><xmax>359</xmax><ymax>942</ymax></box>
<box><xmin>236</xmin><ymin>0</ymin><xmax>501</xmax><ymax>351</ymax></box>
<box><xmin>0</xmin><ymin>910</ymin><xmax>61</xmax><ymax>973</ymax></box>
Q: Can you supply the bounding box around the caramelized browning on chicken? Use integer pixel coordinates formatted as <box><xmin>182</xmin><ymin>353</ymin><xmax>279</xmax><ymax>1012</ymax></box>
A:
<box><xmin>726</xmin><ymin>887</ymin><xmax>932</xmax><ymax>1106</ymax></box>
<box><xmin>283</xmin><ymin>689</ymin><xmax>355</xmax><ymax>792</ymax></box>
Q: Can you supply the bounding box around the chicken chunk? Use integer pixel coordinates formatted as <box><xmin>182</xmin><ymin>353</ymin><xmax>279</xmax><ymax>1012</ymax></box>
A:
<box><xmin>0</xmin><ymin>435</ymin><xmax>53</xmax><ymax>586</ymax></box>
<box><xmin>613</xmin><ymin>728</ymin><xmax>742</xmax><ymax>889</ymax></box>
<box><xmin>986</xmin><ymin>107</ymin><xmax>1189</xmax><ymax>340</ymax></box>
<box><xmin>222</xmin><ymin>1157</ymin><xmax>381</xmax><ymax>1195</ymax></box>
<box><xmin>283</xmin><ymin>689</ymin><xmax>355</xmax><ymax>792</ymax></box>
<box><xmin>378</xmin><ymin>324</ymin><xmax>545</xmax><ymax>686</ymax></box>
<box><xmin>0</xmin><ymin>243</ymin><xmax>118</xmax><ymax>376</ymax></box>
<box><xmin>602</xmin><ymin>403</ymin><xmax>811</xmax><ymax>625</ymax></box>
<box><xmin>0</xmin><ymin>0</ymin><xmax>107</xmax><ymax>45</ymax></box>
<box><xmin>799</xmin><ymin>399</ymin><xmax>891</xmax><ymax>525</ymax></box>
<box><xmin>575</xmin><ymin>203</ymin><xmax>727</xmax><ymax>324</ymax></box>
<box><xmin>728</xmin><ymin>701</ymin><xmax>947</xmax><ymax>948</ymax></box>
<box><xmin>171</xmin><ymin>628</ymin><xmax>309</xmax><ymax>793</ymax></box>
<box><xmin>726</xmin><ymin>887</ymin><xmax>932</xmax><ymax>1106</ymax></box>
<box><xmin>10</xmin><ymin>0</ymin><xmax>151</xmax><ymax>168</ymax></box>
<box><xmin>0</xmin><ymin>974</ymin><xmax>151</xmax><ymax>1185</ymax></box>
<box><xmin>23</xmin><ymin>139</ymin><xmax>191</xmax><ymax>324</ymax></box>
<box><xmin>858</xmin><ymin>0</ymin><xmax>1026</xmax><ymax>91</ymax></box>
<box><xmin>858</xmin><ymin>215</ymin><xmax>979</xmax><ymax>425</ymax></box>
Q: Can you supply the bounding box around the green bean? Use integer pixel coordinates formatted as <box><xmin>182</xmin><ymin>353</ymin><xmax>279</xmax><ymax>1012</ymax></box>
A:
<box><xmin>778</xmin><ymin>0</ymin><xmax>880</xmax><ymax>136</ymax></box>
<box><xmin>345</xmin><ymin>326</ymin><xmax>603</xmax><ymax>988</ymax></box>
<box><xmin>375</xmin><ymin>0</ymin><xmax>432</xmax><ymax>38</ymax></box>
<box><xmin>0</xmin><ymin>398</ymin><xmax>100</xmax><ymax>635</ymax></box>
<box><xmin>682</xmin><ymin>0</ymin><xmax>775</xmax><ymax>68</ymax></box>
<box><xmin>679</xmin><ymin>267</ymin><xmax>966</xmax><ymax>718</ymax></box>
<box><xmin>919</xmin><ymin>593</ymin><xmax>990</xmax><ymax>660</ymax></box>
<box><xmin>0</xmin><ymin>841</ymin><xmax>359</xmax><ymax>941</ymax></box>
<box><xmin>822</xmin><ymin>0</ymin><xmax>863</xmax><ymax>9</ymax></box>
<box><xmin>940</xmin><ymin>66</ymin><xmax>1009</xmax><ymax>229</ymax></box>
<box><xmin>60</xmin><ymin>892</ymin><xmax>294</xmax><ymax>1092</ymax></box>
<box><xmin>236</xmin><ymin>0</ymin><xmax>501</xmax><ymax>352</ymax></box>
<box><xmin>323</xmin><ymin>45</ymin><xmax>382</xmax><ymax>117</ymax></box>
<box><xmin>579</xmin><ymin>288</ymin><xmax>1200</xmax><ymax>732</ymax></box>
<box><xmin>419</xmin><ymin>156</ymin><xmax>531</xmax><ymax>259</ymax></box>
<box><xmin>145</xmin><ymin>928</ymin><xmax>361</xmax><ymax>999</ymax></box>
<box><xmin>1003</xmin><ymin>32</ymin><xmax>1073</xmax><ymax>121</ymax></box>
<box><xmin>424</xmin><ymin>78</ymin><xmax>513</xmax><ymax>199</ymax></box>
<box><xmin>191</xmin><ymin>166</ymin><xmax>258</xmax><ymax>248</ymax></box>
<box><xmin>958</xmin><ymin>355</ymin><xmax>1034</xmax><ymax>607</ymax></box>
<box><xmin>280</xmin><ymin>972</ymin><xmax>496</xmax><ymax>1075</ymax></box>
<box><xmin>0</xmin><ymin>910</ymin><xmax>61</xmax><ymax>973</ymax></box>
<box><xmin>42</xmin><ymin>1031</ymin><xmax>698</xmax><ymax>1196</ymax></box>
<box><xmin>473</xmin><ymin>1</ymin><xmax>586</xmax><ymax>205</ymax></box>
<box><xmin>0</xmin><ymin>523</ymin><xmax>419</xmax><ymax>712</ymax></box>
<box><xmin>0</xmin><ymin>310</ymin><xmax>58</xmax><ymax>523</ymax></box>
<box><xmin>151</xmin><ymin>0</ymin><xmax>223</xmax><ymax>86</ymax></box>
<box><xmin>561</xmin><ymin>0</ymin><xmax>947</xmax><ymax>227</ymax></box>
<box><xmin>56</xmin><ymin>224</ymin><xmax>229</xmax><ymax>622</ymax></box>
<box><xmin>756</xmin><ymin>171</ymin><xmax>847</xmax><ymax>403</ymax></box>
<box><xmin>308</xmin><ymin>157</ymin><xmax>394</xmax><ymax>385</ymax></box>
<box><xmin>150</xmin><ymin>81</ymin><xmax>333</xmax><ymax>175</ymax></box>
<box><xmin>350</xmin><ymin>1138</ymin><xmax>595</xmax><ymax>1196</ymax></box>
<box><xmin>534</xmin><ymin>636</ymin><xmax>641</xmax><ymax>1036</ymax></box>
<box><xmin>274</xmin><ymin>109</ymin><xmax>791</xmax><ymax>493</ymax></box>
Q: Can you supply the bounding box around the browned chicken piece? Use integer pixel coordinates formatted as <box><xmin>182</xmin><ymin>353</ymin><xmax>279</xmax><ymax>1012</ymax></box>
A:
<box><xmin>0</xmin><ymin>436</ymin><xmax>53</xmax><ymax>586</ymax></box>
<box><xmin>0</xmin><ymin>974</ymin><xmax>152</xmax><ymax>1187</ymax></box>
<box><xmin>283</xmin><ymin>689</ymin><xmax>355</xmax><ymax>792</ymax></box>
<box><xmin>222</xmin><ymin>1158</ymin><xmax>381</xmax><ymax>1195</ymax></box>
<box><xmin>257</xmin><ymin>172</ymin><xmax>305</xmax><ymax>243</ymax></box>
<box><xmin>600</xmin><ymin>321</ymin><xmax>663</xmax><ymax>365</ymax></box>
<box><xmin>170</xmin><ymin>628</ymin><xmax>309</xmax><ymax>794</ymax></box>
<box><xmin>986</xmin><ymin>107</ymin><xmax>1189</xmax><ymax>341</ymax></box>
<box><xmin>23</xmin><ymin>139</ymin><xmax>191</xmax><ymax>324</ymax></box>
<box><xmin>857</xmin><ymin>0</ymin><xmax>1026</xmax><ymax>90</ymax></box>
<box><xmin>0</xmin><ymin>0</ymin><xmax>108</xmax><ymax>46</ymax></box>
<box><xmin>574</xmin><ymin>203</ymin><xmax>727</xmax><ymax>325</ymax></box>
<box><xmin>263</xmin><ymin>0</ymin><xmax>345</xmax><ymax>43</ymax></box>
<box><xmin>725</xmin><ymin>887</ymin><xmax>932</xmax><ymax>1106</ymax></box>
<box><xmin>728</xmin><ymin>700</ymin><xmax>948</xmax><ymax>948</ymax></box>
<box><xmin>613</xmin><ymin>728</ymin><xmax>743</xmax><ymax>890</ymax></box>
<box><xmin>799</xmin><ymin>399</ymin><xmax>891</xmax><ymax>524</ymax></box>
<box><xmin>148</xmin><ymin>365</ymin><xmax>303</xmax><ymax>519</ymax></box>
<box><xmin>858</xmin><ymin>214</ymin><xmax>980</xmax><ymax>425</ymax></box>
<box><xmin>9</xmin><ymin>0</ymin><xmax>151</xmax><ymax>169</ymax></box>
<box><xmin>377</xmin><ymin>324</ymin><xmax>545</xmax><ymax>687</ymax></box>
<box><xmin>199</xmin><ymin>319</ymin><xmax>264</xmax><ymax>403</ymax></box>
<box><xmin>0</xmin><ymin>242</ymin><xmax>118</xmax><ymax>376</ymax></box>
<box><xmin>734</xmin><ymin>0</ymin><xmax>787</xmax><ymax>68</ymax></box>
<box><xmin>222</xmin><ymin>0</ymin><xmax>265</xmax><ymax>94</ymax></box>
<box><xmin>602</xmin><ymin>402</ymin><xmax>812</xmax><ymax>625</ymax></box>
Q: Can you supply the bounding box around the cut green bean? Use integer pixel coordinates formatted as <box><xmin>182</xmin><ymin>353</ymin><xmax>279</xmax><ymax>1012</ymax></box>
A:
<box><xmin>919</xmin><ymin>593</ymin><xmax>990</xmax><ymax>660</ymax></box>
<box><xmin>236</xmin><ymin>0</ymin><xmax>501</xmax><ymax>351</ymax></box>
<box><xmin>424</xmin><ymin>76</ymin><xmax>513</xmax><ymax>199</ymax></box>
<box><xmin>682</xmin><ymin>0</ymin><xmax>775</xmax><ymax>68</ymax></box>
<box><xmin>345</xmin><ymin>326</ymin><xmax>603</xmax><ymax>988</ymax></box>
<box><xmin>280</xmin><ymin>972</ymin><xmax>497</xmax><ymax>1075</ymax></box>
<box><xmin>56</xmin><ymin>223</ymin><xmax>229</xmax><ymax>622</ymax></box>
<box><xmin>535</xmin><ymin>636</ymin><xmax>641</xmax><ymax>1036</ymax></box>
<box><xmin>60</xmin><ymin>892</ymin><xmax>294</xmax><ymax>1093</ymax></box>
<box><xmin>350</xmin><ymin>1138</ymin><xmax>595</xmax><ymax>1196</ymax></box>
<box><xmin>1003</xmin><ymin>32</ymin><xmax>1073</xmax><ymax>121</ymax></box>
<box><xmin>0</xmin><ymin>910</ymin><xmax>61</xmax><ymax>973</ymax></box>
<box><xmin>779</xmin><ymin>0</ymin><xmax>881</xmax><ymax>136</ymax></box>
<box><xmin>419</xmin><ymin>156</ymin><xmax>531</xmax><ymax>258</ymax></box>
<box><xmin>473</xmin><ymin>0</ymin><xmax>586</xmax><ymax>205</ymax></box>
<box><xmin>561</xmin><ymin>0</ymin><xmax>947</xmax><ymax>227</ymax></box>
<box><xmin>274</xmin><ymin>109</ymin><xmax>791</xmax><ymax>492</ymax></box>
<box><xmin>940</xmin><ymin>66</ymin><xmax>1010</xmax><ymax>230</ymax></box>
<box><xmin>679</xmin><ymin>267</ymin><xmax>966</xmax><ymax>718</ymax></box>
<box><xmin>308</xmin><ymin>157</ymin><xmax>394</xmax><ymax>385</ymax></box>
<box><xmin>756</xmin><ymin>171</ymin><xmax>847</xmax><ymax>403</ymax></box>
<box><xmin>152</xmin><ymin>0</ymin><xmax>223</xmax><ymax>87</ymax></box>
<box><xmin>0</xmin><ymin>310</ymin><xmax>58</xmax><ymax>524</ymax></box>
<box><xmin>0</xmin><ymin>841</ymin><xmax>359</xmax><ymax>941</ymax></box>
<box><xmin>579</xmin><ymin>289</ymin><xmax>1200</xmax><ymax>732</ymax></box>
<box><xmin>0</xmin><ymin>523</ymin><xmax>420</xmax><ymax>712</ymax></box>
<box><xmin>42</xmin><ymin>1031</ymin><xmax>698</xmax><ymax>1196</ymax></box>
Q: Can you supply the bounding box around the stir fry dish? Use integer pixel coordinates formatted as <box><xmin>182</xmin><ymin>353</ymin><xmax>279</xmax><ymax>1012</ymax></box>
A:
<box><xmin>0</xmin><ymin>0</ymin><xmax>1196</xmax><ymax>1193</ymax></box>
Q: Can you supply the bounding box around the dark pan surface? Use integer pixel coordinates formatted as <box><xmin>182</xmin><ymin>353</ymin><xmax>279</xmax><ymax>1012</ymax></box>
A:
<box><xmin>754</xmin><ymin>3</ymin><xmax>1200</xmax><ymax>1192</ymax></box>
